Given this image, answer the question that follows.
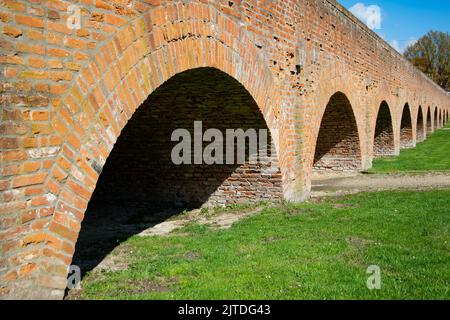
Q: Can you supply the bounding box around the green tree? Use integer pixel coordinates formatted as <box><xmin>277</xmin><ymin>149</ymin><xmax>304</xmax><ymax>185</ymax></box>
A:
<box><xmin>403</xmin><ymin>31</ymin><xmax>450</xmax><ymax>91</ymax></box>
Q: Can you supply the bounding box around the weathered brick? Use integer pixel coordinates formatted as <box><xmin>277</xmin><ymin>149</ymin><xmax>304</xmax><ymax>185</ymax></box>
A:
<box><xmin>2</xmin><ymin>0</ymin><xmax>26</xmax><ymax>12</ymax></box>
<box><xmin>23</xmin><ymin>161</ymin><xmax>41</xmax><ymax>173</ymax></box>
<box><xmin>2</xmin><ymin>25</ymin><xmax>22</xmax><ymax>37</ymax></box>
<box><xmin>22</xmin><ymin>233</ymin><xmax>47</xmax><ymax>246</ymax></box>
<box><xmin>0</xmin><ymin>137</ymin><xmax>18</xmax><ymax>149</ymax></box>
<box><xmin>0</xmin><ymin>0</ymin><xmax>448</xmax><ymax>301</ymax></box>
<box><xmin>16</xmin><ymin>42</ymin><xmax>45</xmax><ymax>55</ymax></box>
<box><xmin>15</xmin><ymin>15</ymin><xmax>44</xmax><ymax>28</ymax></box>
<box><xmin>105</xmin><ymin>14</ymin><xmax>128</xmax><ymax>26</ymax></box>
<box><xmin>18</xmin><ymin>263</ymin><xmax>38</xmax><ymax>277</ymax></box>
<box><xmin>48</xmin><ymin>222</ymin><xmax>78</xmax><ymax>242</ymax></box>
<box><xmin>12</xmin><ymin>172</ymin><xmax>47</xmax><ymax>188</ymax></box>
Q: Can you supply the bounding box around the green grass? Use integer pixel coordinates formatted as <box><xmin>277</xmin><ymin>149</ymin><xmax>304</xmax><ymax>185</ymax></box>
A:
<box><xmin>371</xmin><ymin>124</ymin><xmax>450</xmax><ymax>172</ymax></box>
<box><xmin>77</xmin><ymin>190</ymin><xmax>450</xmax><ymax>300</ymax></box>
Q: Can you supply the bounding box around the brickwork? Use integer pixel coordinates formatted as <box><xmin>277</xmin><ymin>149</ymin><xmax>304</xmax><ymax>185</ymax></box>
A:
<box><xmin>400</xmin><ymin>104</ymin><xmax>414</xmax><ymax>149</ymax></box>
<box><xmin>1</xmin><ymin>0</ymin><xmax>449</xmax><ymax>299</ymax></box>
<box><xmin>92</xmin><ymin>68</ymin><xmax>282</xmax><ymax>210</ymax></box>
<box><xmin>426</xmin><ymin>108</ymin><xmax>433</xmax><ymax>134</ymax></box>
<box><xmin>373</xmin><ymin>101</ymin><xmax>395</xmax><ymax>157</ymax></box>
<box><xmin>313</xmin><ymin>92</ymin><xmax>361</xmax><ymax>171</ymax></box>
<box><xmin>416</xmin><ymin>106</ymin><xmax>425</xmax><ymax>143</ymax></box>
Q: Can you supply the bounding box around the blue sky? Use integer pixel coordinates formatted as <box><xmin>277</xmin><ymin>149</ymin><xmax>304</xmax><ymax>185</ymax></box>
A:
<box><xmin>338</xmin><ymin>0</ymin><xmax>450</xmax><ymax>52</ymax></box>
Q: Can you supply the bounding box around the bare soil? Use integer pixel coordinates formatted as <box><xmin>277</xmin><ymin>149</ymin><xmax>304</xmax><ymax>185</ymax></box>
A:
<box><xmin>311</xmin><ymin>172</ymin><xmax>450</xmax><ymax>197</ymax></box>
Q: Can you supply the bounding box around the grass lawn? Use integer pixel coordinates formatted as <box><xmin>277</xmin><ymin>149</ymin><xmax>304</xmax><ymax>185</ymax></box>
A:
<box><xmin>371</xmin><ymin>125</ymin><xmax>450</xmax><ymax>172</ymax></box>
<box><xmin>76</xmin><ymin>190</ymin><xmax>450</xmax><ymax>300</ymax></box>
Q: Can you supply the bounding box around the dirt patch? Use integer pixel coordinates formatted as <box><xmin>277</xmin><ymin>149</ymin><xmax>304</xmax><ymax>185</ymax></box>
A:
<box><xmin>138</xmin><ymin>207</ymin><xmax>263</xmax><ymax>237</ymax></box>
<box><xmin>94</xmin><ymin>244</ymin><xmax>132</xmax><ymax>273</ymax></box>
<box><xmin>346</xmin><ymin>236</ymin><xmax>374</xmax><ymax>248</ymax></box>
<box><xmin>183</xmin><ymin>251</ymin><xmax>202</xmax><ymax>261</ymax></box>
<box><xmin>332</xmin><ymin>203</ymin><xmax>359</xmax><ymax>209</ymax></box>
<box><xmin>261</xmin><ymin>235</ymin><xmax>285</xmax><ymax>244</ymax></box>
<box><xmin>197</xmin><ymin>209</ymin><xmax>259</xmax><ymax>229</ymax></box>
<box><xmin>138</xmin><ymin>220</ymin><xmax>187</xmax><ymax>237</ymax></box>
<box><xmin>312</xmin><ymin>172</ymin><xmax>450</xmax><ymax>198</ymax></box>
<box><xmin>126</xmin><ymin>277</ymin><xmax>178</xmax><ymax>295</ymax></box>
<box><xmin>64</xmin><ymin>289</ymin><xmax>84</xmax><ymax>300</ymax></box>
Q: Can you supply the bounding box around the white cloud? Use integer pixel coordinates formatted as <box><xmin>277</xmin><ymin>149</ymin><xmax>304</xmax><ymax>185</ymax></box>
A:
<box><xmin>405</xmin><ymin>38</ymin><xmax>417</xmax><ymax>49</ymax></box>
<box><xmin>349</xmin><ymin>3</ymin><xmax>382</xmax><ymax>30</ymax></box>
<box><xmin>389</xmin><ymin>40</ymin><xmax>401</xmax><ymax>52</ymax></box>
<box><xmin>389</xmin><ymin>38</ymin><xmax>417</xmax><ymax>53</ymax></box>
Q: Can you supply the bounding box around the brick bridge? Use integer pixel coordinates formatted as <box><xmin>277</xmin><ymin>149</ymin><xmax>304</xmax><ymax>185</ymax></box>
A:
<box><xmin>0</xmin><ymin>0</ymin><xmax>449</xmax><ymax>299</ymax></box>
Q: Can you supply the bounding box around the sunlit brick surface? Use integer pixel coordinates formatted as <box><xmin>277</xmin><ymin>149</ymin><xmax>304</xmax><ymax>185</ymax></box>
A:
<box><xmin>0</xmin><ymin>0</ymin><xmax>449</xmax><ymax>299</ymax></box>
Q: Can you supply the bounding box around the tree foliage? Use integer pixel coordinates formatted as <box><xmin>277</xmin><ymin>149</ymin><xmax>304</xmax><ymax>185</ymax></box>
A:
<box><xmin>403</xmin><ymin>31</ymin><xmax>450</xmax><ymax>91</ymax></box>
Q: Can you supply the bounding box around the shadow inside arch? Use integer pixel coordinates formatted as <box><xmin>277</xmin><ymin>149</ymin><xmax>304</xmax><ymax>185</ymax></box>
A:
<box><xmin>312</xmin><ymin>92</ymin><xmax>362</xmax><ymax>173</ymax></box>
<box><xmin>69</xmin><ymin>67</ymin><xmax>281</xmax><ymax>283</ymax></box>
<box><xmin>373</xmin><ymin>101</ymin><xmax>395</xmax><ymax>157</ymax></box>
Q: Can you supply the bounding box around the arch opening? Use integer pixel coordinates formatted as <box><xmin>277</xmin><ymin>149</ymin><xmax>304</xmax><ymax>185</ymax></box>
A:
<box><xmin>313</xmin><ymin>92</ymin><xmax>362</xmax><ymax>172</ymax></box>
<box><xmin>72</xmin><ymin>67</ymin><xmax>282</xmax><ymax>277</ymax></box>
<box><xmin>373</xmin><ymin>101</ymin><xmax>395</xmax><ymax>157</ymax></box>
<box><xmin>416</xmin><ymin>106</ymin><xmax>425</xmax><ymax>143</ymax></box>
<box><xmin>426</xmin><ymin>107</ymin><xmax>433</xmax><ymax>134</ymax></box>
<box><xmin>400</xmin><ymin>103</ymin><xmax>413</xmax><ymax>148</ymax></box>
<box><xmin>434</xmin><ymin>108</ymin><xmax>439</xmax><ymax>130</ymax></box>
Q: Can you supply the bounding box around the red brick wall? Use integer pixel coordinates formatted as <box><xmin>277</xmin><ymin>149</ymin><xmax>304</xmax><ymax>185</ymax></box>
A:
<box><xmin>426</xmin><ymin>108</ymin><xmax>433</xmax><ymax>134</ymax></box>
<box><xmin>91</xmin><ymin>67</ymin><xmax>282</xmax><ymax>209</ymax></box>
<box><xmin>416</xmin><ymin>106</ymin><xmax>425</xmax><ymax>143</ymax></box>
<box><xmin>434</xmin><ymin>109</ymin><xmax>439</xmax><ymax>130</ymax></box>
<box><xmin>0</xmin><ymin>0</ymin><xmax>449</xmax><ymax>299</ymax></box>
<box><xmin>400</xmin><ymin>104</ymin><xmax>414</xmax><ymax>149</ymax></box>
<box><xmin>373</xmin><ymin>101</ymin><xmax>395</xmax><ymax>157</ymax></box>
<box><xmin>313</xmin><ymin>92</ymin><xmax>361</xmax><ymax>172</ymax></box>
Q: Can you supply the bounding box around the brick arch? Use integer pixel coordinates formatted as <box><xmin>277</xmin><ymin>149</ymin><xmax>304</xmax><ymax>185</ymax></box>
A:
<box><xmin>403</xmin><ymin>101</ymin><xmax>420</xmax><ymax>146</ymax></box>
<box><xmin>71</xmin><ymin>67</ymin><xmax>285</xmax><ymax>283</ymax></box>
<box><xmin>311</xmin><ymin>91</ymin><xmax>363</xmax><ymax>172</ymax></box>
<box><xmin>436</xmin><ymin>107</ymin><xmax>440</xmax><ymax>129</ymax></box>
<box><xmin>433</xmin><ymin>107</ymin><xmax>439</xmax><ymax>130</ymax></box>
<box><xmin>416</xmin><ymin>106</ymin><xmax>426</xmax><ymax>143</ymax></box>
<box><xmin>305</xmin><ymin>62</ymin><xmax>366</xmax><ymax>180</ymax></box>
<box><xmin>2</xmin><ymin>0</ymin><xmax>450</xmax><ymax>300</ymax></box>
<box><xmin>372</xmin><ymin>101</ymin><xmax>396</xmax><ymax>157</ymax></box>
<box><xmin>5</xmin><ymin>4</ymin><xmax>286</xmax><ymax>299</ymax></box>
<box><xmin>425</xmin><ymin>106</ymin><xmax>433</xmax><ymax>135</ymax></box>
<box><xmin>366</xmin><ymin>81</ymin><xmax>400</xmax><ymax>162</ymax></box>
<box><xmin>400</xmin><ymin>103</ymin><xmax>414</xmax><ymax>149</ymax></box>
